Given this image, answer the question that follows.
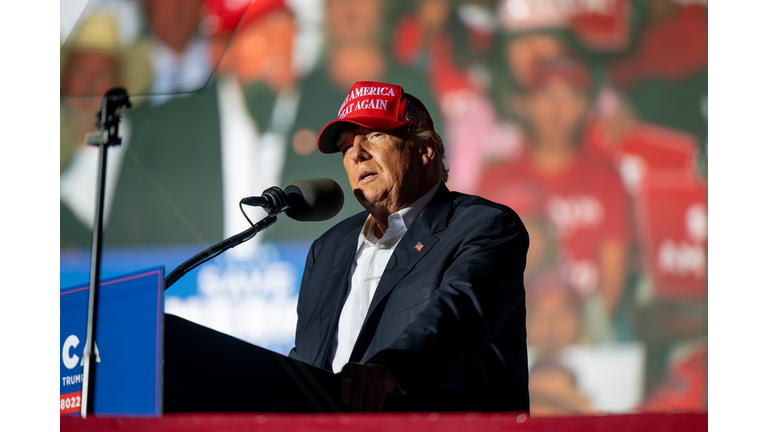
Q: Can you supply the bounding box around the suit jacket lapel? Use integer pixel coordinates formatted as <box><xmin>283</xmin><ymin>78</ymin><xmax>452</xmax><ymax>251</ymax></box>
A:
<box><xmin>349</xmin><ymin>185</ymin><xmax>453</xmax><ymax>362</ymax></box>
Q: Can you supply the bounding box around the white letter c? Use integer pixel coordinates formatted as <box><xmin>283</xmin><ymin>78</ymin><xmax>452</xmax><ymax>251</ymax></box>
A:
<box><xmin>62</xmin><ymin>335</ymin><xmax>80</xmax><ymax>370</ymax></box>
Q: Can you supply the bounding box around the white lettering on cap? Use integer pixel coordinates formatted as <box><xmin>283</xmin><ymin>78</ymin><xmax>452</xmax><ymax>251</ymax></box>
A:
<box><xmin>337</xmin><ymin>87</ymin><xmax>396</xmax><ymax>118</ymax></box>
<box><xmin>338</xmin><ymin>98</ymin><xmax>390</xmax><ymax>120</ymax></box>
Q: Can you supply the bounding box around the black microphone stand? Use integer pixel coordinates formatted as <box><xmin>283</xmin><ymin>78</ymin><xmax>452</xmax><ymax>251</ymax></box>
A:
<box><xmin>80</xmin><ymin>88</ymin><xmax>131</xmax><ymax>418</ymax></box>
<box><xmin>163</xmin><ymin>214</ymin><xmax>277</xmax><ymax>290</ymax></box>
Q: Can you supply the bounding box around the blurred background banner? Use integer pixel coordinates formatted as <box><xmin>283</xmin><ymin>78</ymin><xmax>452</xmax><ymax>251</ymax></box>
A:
<box><xmin>60</xmin><ymin>0</ymin><xmax>707</xmax><ymax>416</ymax></box>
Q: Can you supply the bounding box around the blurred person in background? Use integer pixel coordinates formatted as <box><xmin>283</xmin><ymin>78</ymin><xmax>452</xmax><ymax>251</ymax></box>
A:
<box><xmin>60</xmin><ymin>0</ymin><xmax>225</xmax><ymax>248</ymax></box>
<box><xmin>485</xmin><ymin>3</ymin><xmax>641</xmax><ymax>177</ymax></box>
<box><xmin>390</xmin><ymin>0</ymin><xmax>493</xmax><ymax>99</ymax></box>
<box><xmin>528</xmin><ymin>361</ymin><xmax>595</xmax><ymax>416</ymax></box>
<box><xmin>60</xmin><ymin>11</ymin><xmax>151</xmax><ymax>248</ymax></box>
<box><xmin>225</xmin><ymin>1</ymin><xmax>298</xmax><ymax>132</ymax></box>
<box><xmin>59</xmin><ymin>0</ymin><xmax>222</xmax><ymax>247</ymax></box>
<box><xmin>485</xmin><ymin>26</ymin><xmax>634</xmax><ymax>157</ymax></box>
<box><xmin>61</xmin><ymin>13</ymin><xmax>124</xmax><ymax>172</ymax></box>
<box><xmin>208</xmin><ymin>0</ymin><xmax>298</xmax><ymax>113</ymax></box>
<box><xmin>102</xmin><ymin>0</ymin><xmax>221</xmax><ymax>246</ymax></box>
<box><xmin>104</xmin><ymin>0</ymin><xmax>300</xmax><ymax>248</ymax></box>
<box><xmin>390</xmin><ymin>0</ymin><xmax>525</xmax><ymax>194</ymax></box>
<box><xmin>268</xmin><ymin>0</ymin><xmax>442</xmax><ymax>241</ymax></box>
<box><xmin>478</xmin><ymin>54</ymin><xmax>632</xmax><ymax>343</ymax></box>
<box><xmin>140</xmin><ymin>0</ymin><xmax>213</xmax><ymax>102</ymax></box>
<box><xmin>486</xmin><ymin>2</ymin><xmax>583</xmax><ymax>121</ymax></box>
<box><xmin>475</xmin><ymin>26</ymin><xmax>589</xmax><ymax>192</ymax></box>
<box><xmin>498</xmin><ymin>30</ymin><xmax>570</xmax><ymax>96</ymax></box>
<box><xmin>525</xmin><ymin>273</ymin><xmax>583</xmax><ymax>360</ymax></box>
<box><xmin>206</xmin><ymin>0</ymin><xmax>300</xmax><ymax>253</ymax></box>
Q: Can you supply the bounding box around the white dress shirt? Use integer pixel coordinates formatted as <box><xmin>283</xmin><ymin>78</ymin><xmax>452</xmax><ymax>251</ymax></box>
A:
<box><xmin>329</xmin><ymin>181</ymin><xmax>441</xmax><ymax>373</ymax></box>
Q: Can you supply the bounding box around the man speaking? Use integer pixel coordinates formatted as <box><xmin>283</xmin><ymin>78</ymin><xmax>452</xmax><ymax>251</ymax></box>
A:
<box><xmin>289</xmin><ymin>81</ymin><xmax>529</xmax><ymax>412</ymax></box>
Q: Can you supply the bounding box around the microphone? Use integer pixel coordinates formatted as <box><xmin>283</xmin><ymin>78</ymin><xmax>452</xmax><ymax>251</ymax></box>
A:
<box><xmin>242</xmin><ymin>178</ymin><xmax>345</xmax><ymax>221</ymax></box>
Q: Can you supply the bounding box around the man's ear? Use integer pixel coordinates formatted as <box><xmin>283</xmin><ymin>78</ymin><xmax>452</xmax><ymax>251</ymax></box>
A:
<box><xmin>419</xmin><ymin>136</ymin><xmax>437</xmax><ymax>166</ymax></box>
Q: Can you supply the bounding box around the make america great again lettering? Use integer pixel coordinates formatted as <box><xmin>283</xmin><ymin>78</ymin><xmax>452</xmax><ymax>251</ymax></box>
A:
<box><xmin>337</xmin><ymin>86</ymin><xmax>396</xmax><ymax>119</ymax></box>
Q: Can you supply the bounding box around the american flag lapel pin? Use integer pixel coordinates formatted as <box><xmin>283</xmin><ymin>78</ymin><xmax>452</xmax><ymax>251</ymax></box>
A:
<box><xmin>414</xmin><ymin>242</ymin><xmax>424</xmax><ymax>252</ymax></box>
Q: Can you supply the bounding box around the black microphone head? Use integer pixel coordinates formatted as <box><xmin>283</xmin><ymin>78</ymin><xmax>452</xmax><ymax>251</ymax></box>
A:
<box><xmin>283</xmin><ymin>178</ymin><xmax>345</xmax><ymax>221</ymax></box>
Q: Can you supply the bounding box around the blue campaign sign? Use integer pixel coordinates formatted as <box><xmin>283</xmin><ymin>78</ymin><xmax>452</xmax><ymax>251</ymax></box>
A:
<box><xmin>60</xmin><ymin>266</ymin><xmax>164</xmax><ymax>416</ymax></box>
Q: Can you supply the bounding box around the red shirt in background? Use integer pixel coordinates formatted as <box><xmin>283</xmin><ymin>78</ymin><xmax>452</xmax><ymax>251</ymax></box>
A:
<box><xmin>479</xmin><ymin>150</ymin><xmax>631</xmax><ymax>297</ymax></box>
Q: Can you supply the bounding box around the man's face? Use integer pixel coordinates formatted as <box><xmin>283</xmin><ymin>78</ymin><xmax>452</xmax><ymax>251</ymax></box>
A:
<box><xmin>231</xmin><ymin>10</ymin><xmax>296</xmax><ymax>86</ymax></box>
<box><xmin>527</xmin><ymin>287</ymin><xmax>580</xmax><ymax>354</ymax></box>
<box><xmin>521</xmin><ymin>78</ymin><xmax>588</xmax><ymax>150</ymax></box>
<box><xmin>505</xmin><ymin>34</ymin><xmax>565</xmax><ymax>86</ymax></box>
<box><xmin>146</xmin><ymin>0</ymin><xmax>202</xmax><ymax>53</ymax></box>
<box><xmin>62</xmin><ymin>51</ymin><xmax>120</xmax><ymax>114</ymax></box>
<box><xmin>338</xmin><ymin>125</ymin><xmax>422</xmax><ymax>214</ymax></box>
<box><xmin>325</xmin><ymin>0</ymin><xmax>382</xmax><ymax>44</ymax></box>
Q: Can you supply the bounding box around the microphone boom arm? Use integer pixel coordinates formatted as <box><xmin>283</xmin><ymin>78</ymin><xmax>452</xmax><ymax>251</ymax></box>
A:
<box><xmin>164</xmin><ymin>178</ymin><xmax>344</xmax><ymax>290</ymax></box>
<box><xmin>164</xmin><ymin>214</ymin><xmax>277</xmax><ymax>290</ymax></box>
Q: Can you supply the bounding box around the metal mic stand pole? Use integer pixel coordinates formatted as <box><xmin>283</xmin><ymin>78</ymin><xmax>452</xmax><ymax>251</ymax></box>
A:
<box><xmin>80</xmin><ymin>88</ymin><xmax>131</xmax><ymax>418</ymax></box>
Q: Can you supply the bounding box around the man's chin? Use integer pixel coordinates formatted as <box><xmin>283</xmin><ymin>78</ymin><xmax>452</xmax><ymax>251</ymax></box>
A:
<box><xmin>353</xmin><ymin>189</ymin><xmax>385</xmax><ymax>210</ymax></box>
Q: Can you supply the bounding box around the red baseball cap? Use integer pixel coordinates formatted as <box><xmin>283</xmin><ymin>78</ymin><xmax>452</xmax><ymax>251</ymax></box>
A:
<box><xmin>204</xmin><ymin>0</ymin><xmax>290</xmax><ymax>37</ymax></box>
<box><xmin>317</xmin><ymin>81</ymin><xmax>435</xmax><ymax>154</ymax></box>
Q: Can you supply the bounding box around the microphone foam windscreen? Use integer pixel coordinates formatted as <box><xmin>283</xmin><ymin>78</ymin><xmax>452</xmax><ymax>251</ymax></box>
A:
<box><xmin>284</xmin><ymin>178</ymin><xmax>345</xmax><ymax>221</ymax></box>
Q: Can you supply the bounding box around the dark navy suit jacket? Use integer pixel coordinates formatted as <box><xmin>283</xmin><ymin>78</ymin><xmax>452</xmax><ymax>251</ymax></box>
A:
<box><xmin>290</xmin><ymin>183</ymin><xmax>530</xmax><ymax>411</ymax></box>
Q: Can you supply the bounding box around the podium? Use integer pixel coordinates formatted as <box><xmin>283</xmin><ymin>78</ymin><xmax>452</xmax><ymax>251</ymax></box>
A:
<box><xmin>163</xmin><ymin>313</ymin><xmax>343</xmax><ymax>413</ymax></box>
<box><xmin>60</xmin><ymin>266</ymin><xmax>344</xmax><ymax>416</ymax></box>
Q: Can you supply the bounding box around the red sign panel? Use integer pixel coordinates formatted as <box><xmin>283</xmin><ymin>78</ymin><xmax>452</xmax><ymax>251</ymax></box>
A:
<box><xmin>635</xmin><ymin>172</ymin><xmax>707</xmax><ymax>300</ymax></box>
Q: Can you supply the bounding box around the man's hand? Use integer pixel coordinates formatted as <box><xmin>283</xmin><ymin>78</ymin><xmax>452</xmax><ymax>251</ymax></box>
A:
<box><xmin>338</xmin><ymin>362</ymin><xmax>397</xmax><ymax>412</ymax></box>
